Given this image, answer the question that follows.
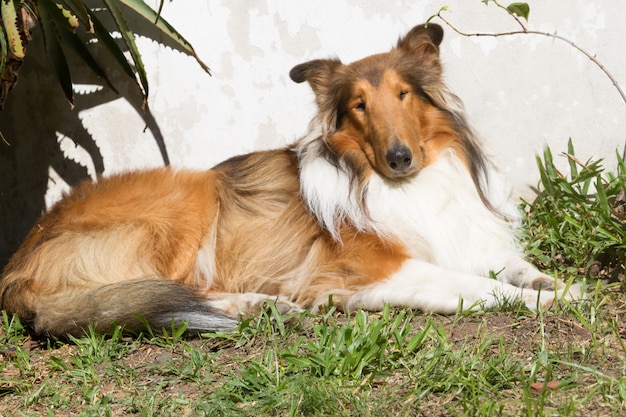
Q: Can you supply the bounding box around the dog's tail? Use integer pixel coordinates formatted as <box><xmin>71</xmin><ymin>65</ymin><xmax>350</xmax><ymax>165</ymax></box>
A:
<box><xmin>0</xmin><ymin>278</ymin><xmax>238</xmax><ymax>338</ymax></box>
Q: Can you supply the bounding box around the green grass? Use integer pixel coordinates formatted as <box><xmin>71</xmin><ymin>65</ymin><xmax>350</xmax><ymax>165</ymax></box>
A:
<box><xmin>521</xmin><ymin>139</ymin><xmax>625</xmax><ymax>284</ymax></box>
<box><xmin>0</xmin><ymin>143</ymin><xmax>625</xmax><ymax>416</ymax></box>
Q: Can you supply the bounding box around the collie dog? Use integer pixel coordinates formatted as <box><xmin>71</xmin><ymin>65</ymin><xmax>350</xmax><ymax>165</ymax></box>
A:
<box><xmin>0</xmin><ymin>24</ymin><xmax>580</xmax><ymax>337</ymax></box>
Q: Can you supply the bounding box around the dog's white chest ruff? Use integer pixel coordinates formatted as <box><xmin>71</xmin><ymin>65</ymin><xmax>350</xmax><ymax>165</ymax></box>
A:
<box><xmin>302</xmin><ymin>147</ymin><xmax>519</xmax><ymax>275</ymax></box>
<box><xmin>368</xmin><ymin>150</ymin><xmax>518</xmax><ymax>273</ymax></box>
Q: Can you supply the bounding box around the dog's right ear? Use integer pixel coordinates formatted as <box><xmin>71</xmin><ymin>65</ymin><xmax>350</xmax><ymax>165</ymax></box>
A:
<box><xmin>397</xmin><ymin>23</ymin><xmax>444</xmax><ymax>70</ymax></box>
<box><xmin>289</xmin><ymin>58</ymin><xmax>342</xmax><ymax>102</ymax></box>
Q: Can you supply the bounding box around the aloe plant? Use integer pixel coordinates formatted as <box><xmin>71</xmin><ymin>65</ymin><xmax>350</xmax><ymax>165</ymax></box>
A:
<box><xmin>0</xmin><ymin>0</ymin><xmax>209</xmax><ymax>113</ymax></box>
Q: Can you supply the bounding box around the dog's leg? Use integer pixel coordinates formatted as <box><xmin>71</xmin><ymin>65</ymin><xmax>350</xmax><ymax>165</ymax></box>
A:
<box><xmin>341</xmin><ymin>259</ymin><xmax>578</xmax><ymax>314</ymax></box>
<box><xmin>494</xmin><ymin>256</ymin><xmax>582</xmax><ymax>294</ymax></box>
<box><xmin>203</xmin><ymin>292</ymin><xmax>304</xmax><ymax>317</ymax></box>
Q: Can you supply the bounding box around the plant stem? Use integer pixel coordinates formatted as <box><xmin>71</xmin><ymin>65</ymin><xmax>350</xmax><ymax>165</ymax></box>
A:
<box><xmin>435</xmin><ymin>11</ymin><xmax>626</xmax><ymax>106</ymax></box>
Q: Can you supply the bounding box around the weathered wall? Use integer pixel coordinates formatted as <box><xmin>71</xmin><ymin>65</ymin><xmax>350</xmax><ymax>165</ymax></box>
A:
<box><xmin>1</xmin><ymin>0</ymin><xmax>625</xmax><ymax>265</ymax></box>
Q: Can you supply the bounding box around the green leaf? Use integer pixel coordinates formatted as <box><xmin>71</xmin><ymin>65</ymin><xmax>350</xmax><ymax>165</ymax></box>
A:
<box><xmin>102</xmin><ymin>0</ymin><xmax>149</xmax><ymax>107</ymax></box>
<box><xmin>619</xmin><ymin>377</ymin><xmax>626</xmax><ymax>401</ymax></box>
<box><xmin>119</xmin><ymin>0</ymin><xmax>211</xmax><ymax>74</ymax></box>
<box><xmin>39</xmin><ymin>0</ymin><xmax>117</xmax><ymax>93</ymax></box>
<box><xmin>38</xmin><ymin>2</ymin><xmax>74</xmax><ymax>106</ymax></box>
<box><xmin>0</xmin><ymin>21</ymin><xmax>7</xmax><ymax>79</ymax></box>
<box><xmin>566</xmin><ymin>138</ymin><xmax>578</xmax><ymax>177</ymax></box>
<box><xmin>1</xmin><ymin>0</ymin><xmax>25</xmax><ymax>58</ymax></box>
<box><xmin>537</xmin><ymin>151</ymin><xmax>554</xmax><ymax>197</ymax></box>
<box><xmin>55</xmin><ymin>21</ymin><xmax>119</xmax><ymax>94</ymax></box>
<box><xmin>61</xmin><ymin>0</ymin><xmax>93</xmax><ymax>31</ymax></box>
<box><xmin>57</xmin><ymin>2</ymin><xmax>80</xmax><ymax>29</ymax></box>
<box><xmin>595</xmin><ymin>176</ymin><xmax>610</xmax><ymax>213</ymax></box>
<box><xmin>86</xmin><ymin>8</ymin><xmax>136</xmax><ymax>80</ymax></box>
<box><xmin>154</xmin><ymin>0</ymin><xmax>166</xmax><ymax>24</ymax></box>
<box><xmin>507</xmin><ymin>2</ymin><xmax>530</xmax><ymax>21</ymax></box>
<box><xmin>39</xmin><ymin>0</ymin><xmax>79</xmax><ymax>33</ymax></box>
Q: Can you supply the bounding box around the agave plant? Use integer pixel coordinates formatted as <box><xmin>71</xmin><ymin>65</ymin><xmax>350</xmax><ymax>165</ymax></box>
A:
<box><xmin>0</xmin><ymin>0</ymin><xmax>209</xmax><ymax>112</ymax></box>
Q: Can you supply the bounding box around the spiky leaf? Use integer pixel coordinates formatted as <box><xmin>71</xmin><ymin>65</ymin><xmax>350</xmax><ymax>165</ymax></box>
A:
<box><xmin>57</xmin><ymin>2</ymin><xmax>79</xmax><ymax>29</ymax></box>
<box><xmin>86</xmin><ymin>8</ymin><xmax>136</xmax><ymax>80</ymax></box>
<box><xmin>1</xmin><ymin>0</ymin><xmax>25</xmax><ymax>58</ymax></box>
<box><xmin>38</xmin><ymin>0</ymin><xmax>74</xmax><ymax>106</ymax></box>
<box><xmin>102</xmin><ymin>0</ymin><xmax>149</xmax><ymax>107</ymax></box>
<box><xmin>0</xmin><ymin>21</ymin><xmax>7</xmax><ymax>78</ymax></box>
<box><xmin>55</xmin><ymin>19</ymin><xmax>118</xmax><ymax>94</ymax></box>
<box><xmin>60</xmin><ymin>0</ymin><xmax>93</xmax><ymax>31</ymax></box>
<box><xmin>41</xmin><ymin>0</ymin><xmax>114</xmax><ymax>91</ymax></box>
<box><xmin>119</xmin><ymin>0</ymin><xmax>210</xmax><ymax>74</ymax></box>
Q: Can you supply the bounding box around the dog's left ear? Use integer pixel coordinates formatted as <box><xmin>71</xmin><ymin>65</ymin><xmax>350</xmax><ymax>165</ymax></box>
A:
<box><xmin>397</xmin><ymin>23</ymin><xmax>444</xmax><ymax>67</ymax></box>
<box><xmin>289</xmin><ymin>58</ymin><xmax>342</xmax><ymax>103</ymax></box>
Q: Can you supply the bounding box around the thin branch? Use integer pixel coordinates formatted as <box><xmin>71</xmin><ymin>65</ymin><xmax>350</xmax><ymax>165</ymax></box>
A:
<box><xmin>435</xmin><ymin>12</ymin><xmax>626</xmax><ymax>106</ymax></box>
<box><xmin>492</xmin><ymin>0</ymin><xmax>527</xmax><ymax>31</ymax></box>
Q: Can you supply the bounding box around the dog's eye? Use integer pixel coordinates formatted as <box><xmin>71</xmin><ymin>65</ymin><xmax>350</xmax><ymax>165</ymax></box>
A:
<box><xmin>399</xmin><ymin>90</ymin><xmax>409</xmax><ymax>100</ymax></box>
<box><xmin>355</xmin><ymin>100</ymin><xmax>366</xmax><ymax>112</ymax></box>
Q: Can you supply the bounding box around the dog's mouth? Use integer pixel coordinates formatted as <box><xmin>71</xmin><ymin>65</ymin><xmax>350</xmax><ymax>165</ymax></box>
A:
<box><xmin>382</xmin><ymin>165</ymin><xmax>420</xmax><ymax>180</ymax></box>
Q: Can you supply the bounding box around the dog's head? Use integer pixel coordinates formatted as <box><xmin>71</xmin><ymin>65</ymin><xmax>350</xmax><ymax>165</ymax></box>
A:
<box><xmin>291</xmin><ymin>24</ymin><xmax>455</xmax><ymax>180</ymax></box>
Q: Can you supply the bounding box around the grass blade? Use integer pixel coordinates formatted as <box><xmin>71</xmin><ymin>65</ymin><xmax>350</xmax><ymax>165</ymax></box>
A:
<box><xmin>567</xmin><ymin>137</ymin><xmax>578</xmax><ymax>176</ymax></box>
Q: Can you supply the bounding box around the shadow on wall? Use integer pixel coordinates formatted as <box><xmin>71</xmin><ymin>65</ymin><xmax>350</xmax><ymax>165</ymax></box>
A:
<box><xmin>0</xmin><ymin>30</ymin><xmax>169</xmax><ymax>271</ymax></box>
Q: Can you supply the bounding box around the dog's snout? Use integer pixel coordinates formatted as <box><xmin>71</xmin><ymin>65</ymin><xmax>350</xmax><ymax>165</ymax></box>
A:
<box><xmin>386</xmin><ymin>144</ymin><xmax>413</xmax><ymax>172</ymax></box>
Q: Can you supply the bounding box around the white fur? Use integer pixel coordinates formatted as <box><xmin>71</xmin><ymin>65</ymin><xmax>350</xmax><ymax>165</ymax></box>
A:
<box><xmin>206</xmin><ymin>293</ymin><xmax>301</xmax><ymax>316</ymax></box>
<box><xmin>366</xmin><ymin>149</ymin><xmax>521</xmax><ymax>276</ymax></box>
<box><xmin>298</xmin><ymin>132</ymin><xmax>375</xmax><ymax>240</ymax></box>
<box><xmin>301</xmin><ymin>145</ymin><xmax>524</xmax><ymax>274</ymax></box>
<box><xmin>194</xmin><ymin>221</ymin><xmax>218</xmax><ymax>291</ymax></box>
<box><xmin>345</xmin><ymin>259</ymin><xmax>569</xmax><ymax>313</ymax></box>
<box><xmin>301</xmin><ymin>145</ymin><xmax>579</xmax><ymax>311</ymax></box>
<box><xmin>299</xmin><ymin>156</ymin><xmax>369</xmax><ymax>240</ymax></box>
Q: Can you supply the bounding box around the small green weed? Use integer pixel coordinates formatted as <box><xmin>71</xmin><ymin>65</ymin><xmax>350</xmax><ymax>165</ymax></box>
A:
<box><xmin>281</xmin><ymin>304</ymin><xmax>430</xmax><ymax>379</ymax></box>
<box><xmin>522</xmin><ymin>139</ymin><xmax>625</xmax><ymax>283</ymax></box>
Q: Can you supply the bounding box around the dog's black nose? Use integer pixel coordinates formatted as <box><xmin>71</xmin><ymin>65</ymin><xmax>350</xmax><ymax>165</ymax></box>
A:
<box><xmin>386</xmin><ymin>144</ymin><xmax>413</xmax><ymax>172</ymax></box>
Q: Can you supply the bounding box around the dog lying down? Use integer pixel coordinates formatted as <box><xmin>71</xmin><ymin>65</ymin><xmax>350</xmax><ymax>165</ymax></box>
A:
<box><xmin>0</xmin><ymin>23</ymin><xmax>582</xmax><ymax>337</ymax></box>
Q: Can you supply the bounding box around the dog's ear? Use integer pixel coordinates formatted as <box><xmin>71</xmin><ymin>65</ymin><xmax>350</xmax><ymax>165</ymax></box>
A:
<box><xmin>397</xmin><ymin>24</ymin><xmax>443</xmax><ymax>67</ymax></box>
<box><xmin>290</xmin><ymin>58</ymin><xmax>342</xmax><ymax>101</ymax></box>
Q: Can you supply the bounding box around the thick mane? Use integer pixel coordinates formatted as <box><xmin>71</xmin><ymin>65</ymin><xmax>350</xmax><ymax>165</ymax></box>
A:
<box><xmin>427</xmin><ymin>89</ymin><xmax>496</xmax><ymax>214</ymax></box>
<box><xmin>388</xmin><ymin>53</ymin><xmax>497</xmax><ymax>215</ymax></box>
<box><xmin>295</xmin><ymin>61</ymin><xmax>506</xmax><ymax>241</ymax></box>
<box><xmin>296</xmin><ymin>128</ymin><xmax>377</xmax><ymax>241</ymax></box>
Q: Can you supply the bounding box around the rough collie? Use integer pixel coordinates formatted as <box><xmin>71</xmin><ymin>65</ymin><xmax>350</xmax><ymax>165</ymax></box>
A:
<box><xmin>0</xmin><ymin>23</ymin><xmax>580</xmax><ymax>337</ymax></box>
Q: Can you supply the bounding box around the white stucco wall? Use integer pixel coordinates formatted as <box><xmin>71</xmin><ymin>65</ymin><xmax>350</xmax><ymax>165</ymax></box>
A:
<box><xmin>47</xmin><ymin>0</ymin><xmax>626</xmax><ymax>205</ymax></box>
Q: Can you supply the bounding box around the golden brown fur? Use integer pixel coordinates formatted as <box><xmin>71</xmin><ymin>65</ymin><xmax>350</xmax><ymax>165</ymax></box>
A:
<box><xmin>1</xmin><ymin>147</ymin><xmax>407</xmax><ymax>336</ymax></box>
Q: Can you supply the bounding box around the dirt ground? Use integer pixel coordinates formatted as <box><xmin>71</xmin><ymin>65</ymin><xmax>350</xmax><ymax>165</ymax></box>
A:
<box><xmin>1</xmin><ymin>292</ymin><xmax>625</xmax><ymax>416</ymax></box>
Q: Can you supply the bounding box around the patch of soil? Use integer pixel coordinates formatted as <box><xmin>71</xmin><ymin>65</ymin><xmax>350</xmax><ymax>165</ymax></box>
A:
<box><xmin>1</xmin><ymin>296</ymin><xmax>625</xmax><ymax>416</ymax></box>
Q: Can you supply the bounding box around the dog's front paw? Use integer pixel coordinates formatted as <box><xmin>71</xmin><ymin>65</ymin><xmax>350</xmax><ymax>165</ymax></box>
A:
<box><xmin>523</xmin><ymin>282</ymin><xmax>584</xmax><ymax>312</ymax></box>
<box><xmin>270</xmin><ymin>296</ymin><xmax>304</xmax><ymax>315</ymax></box>
<box><xmin>530</xmin><ymin>276</ymin><xmax>564</xmax><ymax>291</ymax></box>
